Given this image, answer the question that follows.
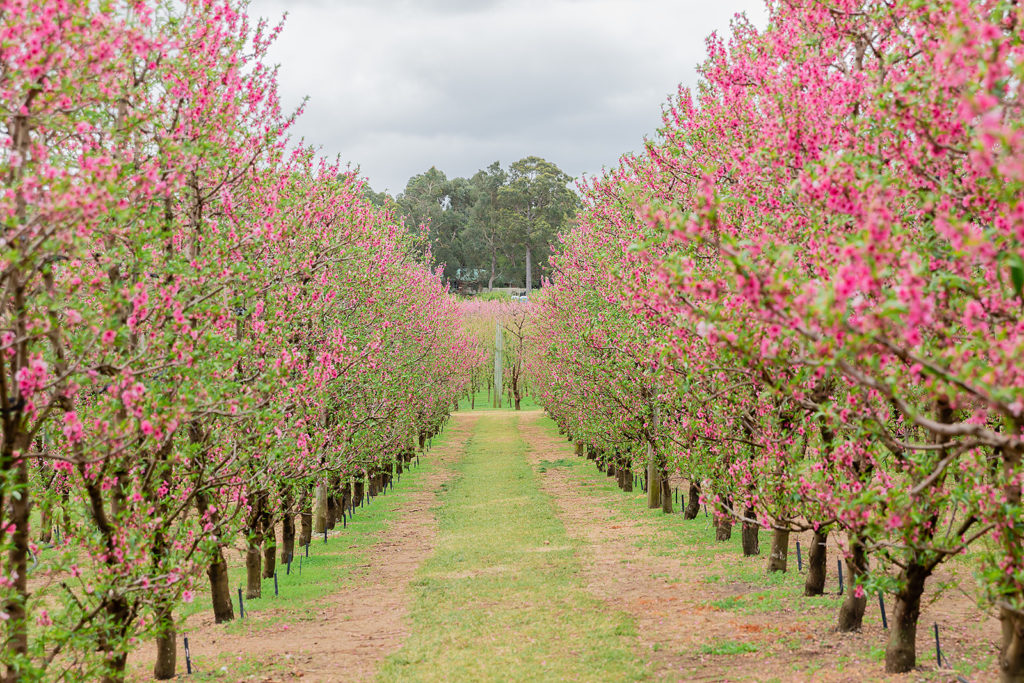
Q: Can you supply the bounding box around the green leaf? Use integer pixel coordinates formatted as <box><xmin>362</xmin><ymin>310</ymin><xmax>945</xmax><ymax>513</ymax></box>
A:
<box><xmin>1010</xmin><ymin>254</ymin><xmax>1024</xmax><ymax>299</ymax></box>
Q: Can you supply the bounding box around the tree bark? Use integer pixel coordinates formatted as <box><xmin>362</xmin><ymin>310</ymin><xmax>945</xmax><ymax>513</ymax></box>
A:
<box><xmin>3</xmin><ymin>455</ymin><xmax>30</xmax><ymax>681</ymax></box>
<box><xmin>885</xmin><ymin>562</ymin><xmax>930</xmax><ymax>673</ymax></box>
<box><xmin>660</xmin><ymin>475</ymin><xmax>672</xmax><ymax>514</ymax></box>
<box><xmin>312</xmin><ymin>484</ymin><xmax>328</xmax><ymax>534</ymax></box>
<box><xmin>837</xmin><ymin>536</ymin><xmax>869</xmax><ymax>632</ymax></box>
<box><xmin>804</xmin><ymin>528</ymin><xmax>828</xmax><ymax>596</ymax></box>
<box><xmin>1000</xmin><ymin>604</ymin><xmax>1024</xmax><ymax>683</ymax></box>
<box><xmin>246</xmin><ymin>493</ymin><xmax>264</xmax><ymax>599</ymax></box>
<box><xmin>741</xmin><ymin>507</ymin><xmax>759</xmax><ymax>556</ymax></box>
<box><xmin>99</xmin><ymin>596</ymin><xmax>131</xmax><ymax>683</ymax></box>
<box><xmin>326</xmin><ymin>491</ymin><xmax>338</xmax><ymax>530</ymax></box>
<box><xmin>245</xmin><ymin>539</ymin><xmax>262</xmax><ymax>599</ymax></box>
<box><xmin>646</xmin><ymin>441</ymin><xmax>661</xmax><ymax>509</ymax></box>
<box><xmin>684</xmin><ymin>481</ymin><xmax>700</xmax><ymax>519</ymax></box>
<box><xmin>767</xmin><ymin>529</ymin><xmax>789</xmax><ymax>572</ymax></box>
<box><xmin>152</xmin><ymin>608</ymin><xmax>176</xmax><ymax>680</ymax></box>
<box><xmin>281</xmin><ymin>503</ymin><xmax>295</xmax><ymax>565</ymax></box>
<box><xmin>262</xmin><ymin>507</ymin><xmax>276</xmax><ymax>579</ymax></box>
<box><xmin>715</xmin><ymin>499</ymin><xmax>733</xmax><ymax>541</ymax></box>
<box><xmin>1000</xmin><ymin>440</ymin><xmax>1024</xmax><ymax>682</ymax></box>
<box><xmin>620</xmin><ymin>459</ymin><xmax>633</xmax><ymax>492</ymax></box>
<box><xmin>207</xmin><ymin>546</ymin><xmax>234</xmax><ymax>623</ymax></box>
<box><xmin>197</xmin><ymin>490</ymin><xmax>233</xmax><ymax>623</ymax></box>
<box><xmin>299</xmin><ymin>500</ymin><xmax>312</xmax><ymax>548</ymax></box>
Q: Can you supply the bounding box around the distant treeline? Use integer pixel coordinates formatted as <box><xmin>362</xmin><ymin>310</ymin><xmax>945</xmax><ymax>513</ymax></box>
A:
<box><xmin>364</xmin><ymin>157</ymin><xmax>579</xmax><ymax>292</ymax></box>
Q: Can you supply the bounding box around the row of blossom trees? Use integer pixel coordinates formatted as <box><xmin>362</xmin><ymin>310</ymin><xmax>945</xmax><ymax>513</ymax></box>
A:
<box><xmin>531</xmin><ymin>0</ymin><xmax>1024</xmax><ymax>679</ymax></box>
<box><xmin>0</xmin><ymin>2</ymin><xmax>475</xmax><ymax>681</ymax></box>
<box><xmin>459</xmin><ymin>299</ymin><xmax>532</xmax><ymax>410</ymax></box>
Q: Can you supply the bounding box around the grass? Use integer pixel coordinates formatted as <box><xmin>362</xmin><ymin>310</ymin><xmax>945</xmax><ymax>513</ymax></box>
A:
<box><xmin>456</xmin><ymin>387</ymin><xmax>540</xmax><ymax>412</ymax></box>
<box><xmin>379</xmin><ymin>412</ymin><xmax>648</xmax><ymax>682</ymax></box>
<box><xmin>524</xmin><ymin>416</ymin><xmax>881</xmax><ymax>659</ymax></box>
<box><xmin>536</xmin><ymin>458</ymin><xmax>575</xmax><ymax>473</ymax></box>
<box><xmin>699</xmin><ymin>641</ymin><xmax>758</xmax><ymax>656</ymax></box>
<box><xmin>175</xmin><ymin>426</ymin><xmax>463</xmax><ymax>630</ymax></box>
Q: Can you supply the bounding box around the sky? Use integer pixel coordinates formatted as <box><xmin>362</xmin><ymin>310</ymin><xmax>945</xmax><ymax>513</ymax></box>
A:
<box><xmin>247</xmin><ymin>0</ymin><xmax>768</xmax><ymax>194</ymax></box>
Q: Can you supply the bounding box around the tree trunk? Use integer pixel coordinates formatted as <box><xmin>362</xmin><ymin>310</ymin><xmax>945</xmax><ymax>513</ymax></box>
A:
<box><xmin>281</xmin><ymin>505</ymin><xmax>295</xmax><ymax>565</ymax></box>
<box><xmin>339</xmin><ymin>484</ymin><xmax>351</xmax><ymax>520</ymax></box>
<box><xmin>354</xmin><ymin>479</ymin><xmax>365</xmax><ymax>507</ymax></box>
<box><xmin>575</xmin><ymin>441</ymin><xmax>584</xmax><ymax>457</ymax></box>
<box><xmin>153</xmin><ymin>608</ymin><xmax>176</xmax><ymax>680</ymax></box>
<box><xmin>245</xmin><ymin>491</ymin><xmax>264</xmax><ymax>599</ymax></box>
<box><xmin>741</xmin><ymin>508</ymin><xmax>759</xmax><ymax>556</ymax></box>
<box><xmin>99</xmin><ymin>596</ymin><xmax>131</xmax><ymax>683</ymax></box>
<box><xmin>767</xmin><ymin>529</ymin><xmax>789</xmax><ymax>572</ymax></box>
<box><xmin>312</xmin><ymin>484</ymin><xmax>328</xmax><ymax>534</ymax></box>
<box><xmin>715</xmin><ymin>499</ymin><xmax>733</xmax><ymax>541</ymax></box>
<box><xmin>620</xmin><ymin>460</ymin><xmax>633</xmax><ymax>492</ymax></box>
<box><xmin>660</xmin><ymin>475</ymin><xmax>672</xmax><ymax>514</ymax></box>
<box><xmin>207</xmin><ymin>546</ymin><xmax>234</xmax><ymax>623</ymax></box>
<box><xmin>646</xmin><ymin>442</ymin><xmax>661</xmax><ymax>509</ymax></box>
<box><xmin>684</xmin><ymin>481</ymin><xmax>700</xmax><ymax>519</ymax></box>
<box><xmin>262</xmin><ymin>509</ymin><xmax>276</xmax><ymax>579</ymax></box>
<box><xmin>326</xmin><ymin>492</ymin><xmax>337</xmax><ymax>530</ymax></box>
<box><xmin>4</xmin><ymin>455</ymin><xmax>30</xmax><ymax>681</ymax></box>
<box><xmin>299</xmin><ymin>503</ymin><xmax>312</xmax><ymax>548</ymax></box>
<box><xmin>837</xmin><ymin>537</ymin><xmax>869</xmax><ymax>631</ymax></box>
<box><xmin>885</xmin><ymin>562</ymin><xmax>930</xmax><ymax>673</ymax></box>
<box><xmin>1000</xmin><ymin>605</ymin><xmax>1024</xmax><ymax>683</ymax></box>
<box><xmin>245</xmin><ymin>538</ymin><xmax>262</xmax><ymax>599</ymax></box>
<box><xmin>804</xmin><ymin>528</ymin><xmax>828</xmax><ymax>596</ymax></box>
<box><xmin>39</xmin><ymin>500</ymin><xmax>52</xmax><ymax>544</ymax></box>
<box><xmin>999</xmin><ymin>440</ymin><xmax>1024</xmax><ymax>683</ymax></box>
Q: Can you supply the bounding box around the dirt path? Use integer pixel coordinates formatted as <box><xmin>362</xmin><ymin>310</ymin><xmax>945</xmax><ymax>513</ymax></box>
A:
<box><xmin>517</xmin><ymin>410</ymin><xmax>998</xmax><ymax>682</ymax></box>
<box><xmin>132</xmin><ymin>413</ymin><xmax>476</xmax><ymax>683</ymax></box>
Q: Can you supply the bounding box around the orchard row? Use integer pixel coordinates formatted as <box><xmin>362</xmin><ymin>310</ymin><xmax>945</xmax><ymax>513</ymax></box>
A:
<box><xmin>530</xmin><ymin>1</ymin><xmax>1024</xmax><ymax>680</ymax></box>
<box><xmin>0</xmin><ymin>2</ymin><xmax>478</xmax><ymax>682</ymax></box>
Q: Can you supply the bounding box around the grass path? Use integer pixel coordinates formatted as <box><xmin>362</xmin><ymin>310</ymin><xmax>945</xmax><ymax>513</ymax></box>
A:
<box><xmin>379</xmin><ymin>411</ymin><xmax>647</xmax><ymax>682</ymax></box>
<box><xmin>129</xmin><ymin>414</ymin><xmax>473</xmax><ymax>682</ymax></box>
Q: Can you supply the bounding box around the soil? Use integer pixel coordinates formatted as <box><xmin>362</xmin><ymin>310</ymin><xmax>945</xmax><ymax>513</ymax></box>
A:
<box><xmin>125</xmin><ymin>409</ymin><xmax>1003</xmax><ymax>681</ymax></box>
<box><xmin>517</xmin><ymin>410</ymin><xmax>1001</xmax><ymax>682</ymax></box>
<box><xmin>129</xmin><ymin>413</ymin><xmax>475</xmax><ymax>683</ymax></box>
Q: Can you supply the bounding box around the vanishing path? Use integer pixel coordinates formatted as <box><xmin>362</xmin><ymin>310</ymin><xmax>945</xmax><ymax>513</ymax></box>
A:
<box><xmin>380</xmin><ymin>410</ymin><xmax>984</xmax><ymax>682</ymax></box>
<box><xmin>155</xmin><ymin>410</ymin><xmax>995</xmax><ymax>681</ymax></box>
<box><xmin>378</xmin><ymin>410</ymin><xmax>647</xmax><ymax>681</ymax></box>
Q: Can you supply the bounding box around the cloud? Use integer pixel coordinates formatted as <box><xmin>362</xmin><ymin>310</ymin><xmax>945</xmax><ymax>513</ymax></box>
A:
<box><xmin>249</xmin><ymin>0</ymin><xmax>767</xmax><ymax>192</ymax></box>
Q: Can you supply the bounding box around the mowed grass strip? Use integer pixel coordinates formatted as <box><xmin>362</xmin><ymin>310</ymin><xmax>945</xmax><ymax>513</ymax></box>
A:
<box><xmin>380</xmin><ymin>412</ymin><xmax>647</xmax><ymax>682</ymax></box>
<box><xmin>178</xmin><ymin>422</ymin><xmax>464</xmax><ymax>631</ymax></box>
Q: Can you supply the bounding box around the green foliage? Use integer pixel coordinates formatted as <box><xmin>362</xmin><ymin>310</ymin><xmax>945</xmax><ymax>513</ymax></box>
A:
<box><xmin>383</xmin><ymin>157</ymin><xmax>580</xmax><ymax>290</ymax></box>
<box><xmin>699</xmin><ymin>641</ymin><xmax>759</xmax><ymax>656</ymax></box>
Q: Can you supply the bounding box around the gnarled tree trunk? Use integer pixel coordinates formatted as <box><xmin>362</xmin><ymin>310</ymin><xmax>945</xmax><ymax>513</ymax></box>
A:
<box><xmin>885</xmin><ymin>562</ymin><xmax>930</xmax><ymax>673</ymax></box>
<box><xmin>684</xmin><ymin>481</ymin><xmax>700</xmax><ymax>519</ymax></box>
<box><xmin>837</xmin><ymin>536</ymin><xmax>869</xmax><ymax>631</ymax></box>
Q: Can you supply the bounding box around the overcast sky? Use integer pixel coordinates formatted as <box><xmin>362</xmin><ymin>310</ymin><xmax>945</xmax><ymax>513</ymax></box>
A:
<box><xmin>247</xmin><ymin>0</ymin><xmax>768</xmax><ymax>194</ymax></box>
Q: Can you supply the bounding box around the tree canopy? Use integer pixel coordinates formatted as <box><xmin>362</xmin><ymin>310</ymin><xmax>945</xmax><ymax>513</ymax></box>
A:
<box><xmin>378</xmin><ymin>157</ymin><xmax>580</xmax><ymax>291</ymax></box>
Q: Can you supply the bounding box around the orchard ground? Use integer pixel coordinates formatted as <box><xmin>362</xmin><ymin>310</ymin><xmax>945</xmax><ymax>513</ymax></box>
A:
<box><xmin>131</xmin><ymin>409</ymin><xmax>1001</xmax><ymax>682</ymax></box>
